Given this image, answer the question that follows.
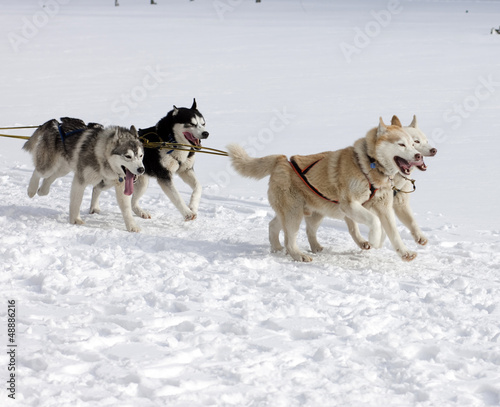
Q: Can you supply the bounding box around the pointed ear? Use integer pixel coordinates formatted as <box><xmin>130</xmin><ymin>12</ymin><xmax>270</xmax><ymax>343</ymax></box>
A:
<box><xmin>409</xmin><ymin>115</ymin><xmax>418</xmax><ymax>128</ymax></box>
<box><xmin>172</xmin><ymin>105</ymin><xmax>179</xmax><ymax>116</ymax></box>
<box><xmin>191</xmin><ymin>98</ymin><xmax>197</xmax><ymax>110</ymax></box>
<box><xmin>130</xmin><ymin>125</ymin><xmax>138</xmax><ymax>136</ymax></box>
<box><xmin>377</xmin><ymin>117</ymin><xmax>387</xmax><ymax>136</ymax></box>
<box><xmin>391</xmin><ymin>115</ymin><xmax>402</xmax><ymax>127</ymax></box>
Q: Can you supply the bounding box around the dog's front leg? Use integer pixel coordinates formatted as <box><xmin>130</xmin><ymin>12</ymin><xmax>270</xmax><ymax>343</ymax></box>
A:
<box><xmin>344</xmin><ymin>217</ymin><xmax>371</xmax><ymax>250</ymax></box>
<box><xmin>373</xmin><ymin>204</ymin><xmax>417</xmax><ymax>261</ymax></box>
<box><xmin>69</xmin><ymin>177</ymin><xmax>86</xmax><ymax>225</ymax></box>
<box><xmin>340</xmin><ymin>201</ymin><xmax>383</xmax><ymax>248</ymax></box>
<box><xmin>157</xmin><ymin>178</ymin><xmax>196</xmax><ymax>221</ymax></box>
<box><xmin>131</xmin><ymin>175</ymin><xmax>151</xmax><ymax>219</ymax></box>
<box><xmin>115</xmin><ymin>184</ymin><xmax>140</xmax><ymax>232</ymax></box>
<box><xmin>394</xmin><ymin>195</ymin><xmax>428</xmax><ymax>246</ymax></box>
<box><xmin>178</xmin><ymin>168</ymin><xmax>201</xmax><ymax>216</ymax></box>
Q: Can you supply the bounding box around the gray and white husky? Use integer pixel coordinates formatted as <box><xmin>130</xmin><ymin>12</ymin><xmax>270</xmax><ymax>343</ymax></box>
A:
<box><xmin>23</xmin><ymin>118</ymin><xmax>145</xmax><ymax>232</ymax></box>
<box><xmin>91</xmin><ymin>99</ymin><xmax>209</xmax><ymax>221</ymax></box>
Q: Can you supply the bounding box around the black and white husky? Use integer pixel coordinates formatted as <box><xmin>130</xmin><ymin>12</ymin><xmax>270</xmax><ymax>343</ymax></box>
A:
<box><xmin>23</xmin><ymin>118</ymin><xmax>145</xmax><ymax>232</ymax></box>
<box><xmin>91</xmin><ymin>99</ymin><xmax>209</xmax><ymax>221</ymax></box>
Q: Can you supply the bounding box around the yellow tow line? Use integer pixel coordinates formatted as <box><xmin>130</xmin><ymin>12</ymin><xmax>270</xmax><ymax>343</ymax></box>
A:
<box><xmin>0</xmin><ymin>126</ymin><xmax>228</xmax><ymax>156</ymax></box>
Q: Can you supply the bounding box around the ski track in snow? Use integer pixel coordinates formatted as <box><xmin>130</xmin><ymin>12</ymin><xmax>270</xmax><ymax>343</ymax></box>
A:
<box><xmin>1</xmin><ymin>0</ymin><xmax>500</xmax><ymax>406</ymax></box>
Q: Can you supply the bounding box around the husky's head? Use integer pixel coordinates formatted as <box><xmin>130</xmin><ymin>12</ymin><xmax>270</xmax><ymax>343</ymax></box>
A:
<box><xmin>159</xmin><ymin>99</ymin><xmax>209</xmax><ymax>148</ymax></box>
<box><xmin>372</xmin><ymin>117</ymin><xmax>423</xmax><ymax>177</ymax></box>
<box><xmin>109</xmin><ymin>126</ymin><xmax>145</xmax><ymax>195</ymax></box>
<box><xmin>392</xmin><ymin>115</ymin><xmax>437</xmax><ymax>172</ymax></box>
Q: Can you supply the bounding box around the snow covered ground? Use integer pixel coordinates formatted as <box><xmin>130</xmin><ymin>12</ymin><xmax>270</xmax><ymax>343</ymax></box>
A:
<box><xmin>1</xmin><ymin>0</ymin><xmax>500</xmax><ymax>405</ymax></box>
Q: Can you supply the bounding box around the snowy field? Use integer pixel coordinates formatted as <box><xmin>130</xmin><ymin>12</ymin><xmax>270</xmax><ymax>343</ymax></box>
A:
<box><xmin>1</xmin><ymin>0</ymin><xmax>500</xmax><ymax>406</ymax></box>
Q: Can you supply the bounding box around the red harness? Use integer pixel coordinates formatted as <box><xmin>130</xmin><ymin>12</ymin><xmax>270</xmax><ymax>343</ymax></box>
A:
<box><xmin>289</xmin><ymin>157</ymin><xmax>378</xmax><ymax>205</ymax></box>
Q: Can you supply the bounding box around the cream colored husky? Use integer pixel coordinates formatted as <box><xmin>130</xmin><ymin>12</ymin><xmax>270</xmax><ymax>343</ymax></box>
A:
<box><xmin>228</xmin><ymin>117</ymin><xmax>424</xmax><ymax>262</ymax></box>
<box><xmin>347</xmin><ymin>115</ymin><xmax>437</xmax><ymax>250</ymax></box>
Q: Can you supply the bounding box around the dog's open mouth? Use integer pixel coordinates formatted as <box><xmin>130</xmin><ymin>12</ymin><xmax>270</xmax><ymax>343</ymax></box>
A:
<box><xmin>416</xmin><ymin>160</ymin><xmax>427</xmax><ymax>171</ymax></box>
<box><xmin>121</xmin><ymin>167</ymin><xmax>137</xmax><ymax>196</ymax></box>
<box><xmin>394</xmin><ymin>156</ymin><xmax>426</xmax><ymax>175</ymax></box>
<box><xmin>183</xmin><ymin>131</ymin><xmax>201</xmax><ymax>148</ymax></box>
<box><xmin>394</xmin><ymin>157</ymin><xmax>413</xmax><ymax>175</ymax></box>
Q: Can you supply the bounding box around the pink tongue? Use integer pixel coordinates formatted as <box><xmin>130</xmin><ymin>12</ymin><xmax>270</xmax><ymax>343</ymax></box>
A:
<box><xmin>183</xmin><ymin>131</ymin><xmax>200</xmax><ymax>146</ymax></box>
<box><xmin>124</xmin><ymin>169</ymin><xmax>134</xmax><ymax>196</ymax></box>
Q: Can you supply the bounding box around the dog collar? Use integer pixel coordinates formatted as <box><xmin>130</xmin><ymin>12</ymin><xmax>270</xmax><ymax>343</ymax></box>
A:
<box><xmin>368</xmin><ymin>155</ymin><xmax>377</xmax><ymax>169</ymax></box>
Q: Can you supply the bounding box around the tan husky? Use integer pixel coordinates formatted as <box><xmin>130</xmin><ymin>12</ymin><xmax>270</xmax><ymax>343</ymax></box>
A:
<box><xmin>347</xmin><ymin>115</ymin><xmax>437</xmax><ymax>250</ymax></box>
<box><xmin>228</xmin><ymin>117</ymin><xmax>424</xmax><ymax>262</ymax></box>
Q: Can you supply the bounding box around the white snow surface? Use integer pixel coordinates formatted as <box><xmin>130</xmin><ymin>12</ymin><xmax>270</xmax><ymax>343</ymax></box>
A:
<box><xmin>1</xmin><ymin>0</ymin><xmax>500</xmax><ymax>406</ymax></box>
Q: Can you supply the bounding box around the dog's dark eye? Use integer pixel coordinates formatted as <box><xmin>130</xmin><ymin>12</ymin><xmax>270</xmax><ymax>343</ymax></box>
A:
<box><xmin>414</xmin><ymin>140</ymin><xmax>420</xmax><ymax>143</ymax></box>
<box><xmin>398</xmin><ymin>143</ymin><xmax>406</xmax><ymax>147</ymax></box>
<box><xmin>124</xmin><ymin>154</ymin><xmax>132</xmax><ymax>159</ymax></box>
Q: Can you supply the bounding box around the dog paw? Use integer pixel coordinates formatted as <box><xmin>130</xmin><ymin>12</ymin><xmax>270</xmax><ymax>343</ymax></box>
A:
<box><xmin>71</xmin><ymin>218</ymin><xmax>85</xmax><ymax>225</ymax></box>
<box><xmin>298</xmin><ymin>253</ymin><xmax>313</xmax><ymax>262</ymax></box>
<box><xmin>400</xmin><ymin>251</ymin><xmax>417</xmax><ymax>262</ymax></box>
<box><xmin>127</xmin><ymin>224</ymin><xmax>141</xmax><ymax>233</ymax></box>
<box><xmin>27</xmin><ymin>188</ymin><xmax>37</xmax><ymax>198</ymax></box>
<box><xmin>184</xmin><ymin>212</ymin><xmax>197</xmax><ymax>221</ymax></box>
<box><xmin>37</xmin><ymin>187</ymin><xmax>50</xmax><ymax>196</ymax></box>
<box><xmin>415</xmin><ymin>235</ymin><xmax>428</xmax><ymax>246</ymax></box>
<box><xmin>289</xmin><ymin>252</ymin><xmax>313</xmax><ymax>262</ymax></box>
<box><xmin>133</xmin><ymin>207</ymin><xmax>151</xmax><ymax>219</ymax></box>
<box><xmin>89</xmin><ymin>207</ymin><xmax>101</xmax><ymax>215</ymax></box>
<box><xmin>311</xmin><ymin>244</ymin><xmax>324</xmax><ymax>253</ymax></box>
<box><xmin>360</xmin><ymin>241</ymin><xmax>371</xmax><ymax>250</ymax></box>
<box><xmin>271</xmin><ymin>245</ymin><xmax>284</xmax><ymax>253</ymax></box>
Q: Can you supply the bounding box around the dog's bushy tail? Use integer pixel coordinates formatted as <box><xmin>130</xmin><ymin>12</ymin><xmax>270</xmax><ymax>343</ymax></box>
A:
<box><xmin>22</xmin><ymin>132</ymin><xmax>36</xmax><ymax>152</ymax></box>
<box><xmin>22</xmin><ymin>120</ymin><xmax>57</xmax><ymax>152</ymax></box>
<box><xmin>227</xmin><ymin>144</ymin><xmax>286</xmax><ymax>180</ymax></box>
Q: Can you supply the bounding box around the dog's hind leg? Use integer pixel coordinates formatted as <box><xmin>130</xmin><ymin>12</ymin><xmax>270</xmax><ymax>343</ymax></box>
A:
<box><xmin>157</xmin><ymin>178</ymin><xmax>196</xmax><ymax>221</ymax></box>
<box><xmin>37</xmin><ymin>167</ymin><xmax>70</xmax><ymax>196</ymax></box>
<box><xmin>269</xmin><ymin>216</ymin><xmax>283</xmax><ymax>252</ymax></box>
<box><xmin>305</xmin><ymin>212</ymin><xmax>324</xmax><ymax>253</ymax></box>
<box><xmin>90</xmin><ymin>186</ymin><xmax>103</xmax><ymax>214</ymax></box>
<box><xmin>344</xmin><ymin>217</ymin><xmax>371</xmax><ymax>250</ymax></box>
<box><xmin>278</xmin><ymin>208</ymin><xmax>311</xmax><ymax>262</ymax></box>
<box><xmin>115</xmin><ymin>184</ymin><xmax>140</xmax><ymax>232</ymax></box>
<box><xmin>178</xmin><ymin>168</ymin><xmax>201</xmax><ymax>216</ymax></box>
<box><xmin>27</xmin><ymin>171</ymin><xmax>42</xmax><ymax>198</ymax></box>
<box><xmin>131</xmin><ymin>176</ymin><xmax>151</xmax><ymax>219</ymax></box>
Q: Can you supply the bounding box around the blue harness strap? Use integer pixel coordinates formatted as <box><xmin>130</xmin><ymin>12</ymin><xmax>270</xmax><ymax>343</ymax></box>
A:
<box><xmin>58</xmin><ymin>123</ymin><xmax>84</xmax><ymax>144</ymax></box>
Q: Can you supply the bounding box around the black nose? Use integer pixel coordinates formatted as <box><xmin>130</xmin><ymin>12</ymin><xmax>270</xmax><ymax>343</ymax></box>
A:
<box><xmin>415</xmin><ymin>153</ymin><xmax>422</xmax><ymax>161</ymax></box>
<box><xmin>138</xmin><ymin>167</ymin><xmax>145</xmax><ymax>174</ymax></box>
<box><xmin>430</xmin><ymin>148</ymin><xmax>437</xmax><ymax>156</ymax></box>
<box><xmin>202</xmin><ymin>131</ymin><xmax>209</xmax><ymax>139</ymax></box>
